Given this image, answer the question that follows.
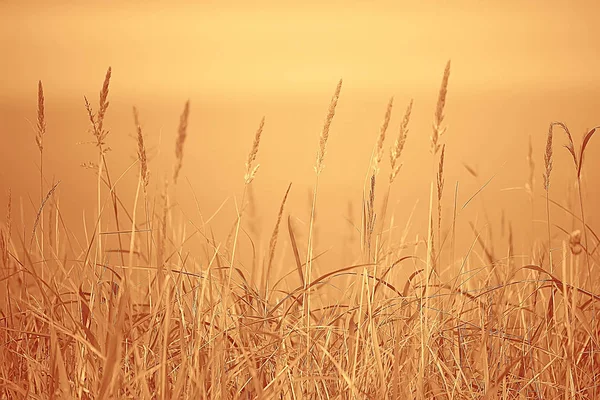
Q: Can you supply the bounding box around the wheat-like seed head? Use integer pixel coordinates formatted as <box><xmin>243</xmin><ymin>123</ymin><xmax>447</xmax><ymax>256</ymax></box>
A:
<box><xmin>373</xmin><ymin>97</ymin><xmax>394</xmax><ymax>175</ymax></box>
<box><xmin>390</xmin><ymin>99</ymin><xmax>413</xmax><ymax>183</ymax></box>
<box><xmin>83</xmin><ymin>68</ymin><xmax>113</xmax><ymax>153</ymax></box>
<box><xmin>543</xmin><ymin>123</ymin><xmax>553</xmax><ymax>191</ymax></box>
<box><xmin>437</xmin><ymin>145</ymin><xmax>445</xmax><ymax>202</ymax></box>
<box><xmin>431</xmin><ymin>60</ymin><xmax>451</xmax><ymax>155</ymax></box>
<box><xmin>367</xmin><ymin>173</ymin><xmax>376</xmax><ymax>236</ymax></box>
<box><xmin>245</xmin><ymin>117</ymin><xmax>265</xmax><ymax>184</ymax></box>
<box><xmin>96</xmin><ymin>67</ymin><xmax>112</xmax><ymax>138</ymax></box>
<box><xmin>315</xmin><ymin>79</ymin><xmax>343</xmax><ymax>174</ymax></box>
<box><xmin>133</xmin><ymin>107</ymin><xmax>149</xmax><ymax>190</ymax></box>
<box><xmin>437</xmin><ymin>145</ymin><xmax>446</xmax><ymax>238</ymax></box>
<box><xmin>36</xmin><ymin>81</ymin><xmax>45</xmax><ymax>153</ymax></box>
<box><xmin>173</xmin><ymin>100</ymin><xmax>190</xmax><ymax>184</ymax></box>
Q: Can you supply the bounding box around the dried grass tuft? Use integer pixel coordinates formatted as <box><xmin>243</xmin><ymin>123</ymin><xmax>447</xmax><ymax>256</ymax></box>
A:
<box><xmin>543</xmin><ymin>123</ymin><xmax>554</xmax><ymax>191</ymax></box>
<box><xmin>173</xmin><ymin>100</ymin><xmax>190</xmax><ymax>184</ymax></box>
<box><xmin>97</xmin><ymin>67</ymin><xmax>112</xmax><ymax>135</ymax></box>
<box><xmin>431</xmin><ymin>60</ymin><xmax>451</xmax><ymax>155</ymax></box>
<box><xmin>389</xmin><ymin>99</ymin><xmax>413</xmax><ymax>183</ymax></box>
<box><xmin>244</xmin><ymin>117</ymin><xmax>265</xmax><ymax>184</ymax></box>
<box><xmin>36</xmin><ymin>81</ymin><xmax>45</xmax><ymax>152</ymax></box>
<box><xmin>437</xmin><ymin>144</ymin><xmax>446</xmax><ymax>238</ymax></box>
<box><xmin>315</xmin><ymin>79</ymin><xmax>343</xmax><ymax>174</ymax></box>
<box><xmin>84</xmin><ymin>67</ymin><xmax>113</xmax><ymax>152</ymax></box>
<box><xmin>373</xmin><ymin>97</ymin><xmax>394</xmax><ymax>175</ymax></box>
<box><xmin>133</xmin><ymin>107</ymin><xmax>150</xmax><ymax>190</ymax></box>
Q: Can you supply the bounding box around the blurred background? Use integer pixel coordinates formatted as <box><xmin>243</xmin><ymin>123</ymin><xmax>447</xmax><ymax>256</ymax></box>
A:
<box><xmin>1</xmin><ymin>0</ymin><xmax>599</xmax><ymax>275</ymax></box>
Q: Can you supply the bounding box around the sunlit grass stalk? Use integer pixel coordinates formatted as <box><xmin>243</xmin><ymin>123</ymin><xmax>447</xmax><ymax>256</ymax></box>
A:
<box><xmin>220</xmin><ymin>116</ymin><xmax>264</xmax><ymax>391</ymax></box>
<box><xmin>306</xmin><ymin>79</ymin><xmax>342</xmax><ymax>377</ymax></box>
<box><xmin>263</xmin><ymin>182</ymin><xmax>291</xmax><ymax>301</ymax></box>
<box><xmin>35</xmin><ymin>81</ymin><xmax>46</xmax><ymax>266</ymax></box>
<box><xmin>84</xmin><ymin>67</ymin><xmax>126</xmax><ymax>267</ymax></box>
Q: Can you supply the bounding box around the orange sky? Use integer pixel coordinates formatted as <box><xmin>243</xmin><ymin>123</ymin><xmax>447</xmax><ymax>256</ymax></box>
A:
<box><xmin>2</xmin><ymin>0</ymin><xmax>600</xmax><ymax>101</ymax></box>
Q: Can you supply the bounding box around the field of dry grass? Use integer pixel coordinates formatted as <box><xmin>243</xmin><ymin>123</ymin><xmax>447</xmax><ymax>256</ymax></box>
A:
<box><xmin>1</xmin><ymin>62</ymin><xmax>599</xmax><ymax>399</ymax></box>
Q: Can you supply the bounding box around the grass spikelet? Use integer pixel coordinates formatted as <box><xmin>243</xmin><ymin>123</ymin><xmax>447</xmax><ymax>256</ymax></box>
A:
<box><xmin>437</xmin><ymin>144</ymin><xmax>445</xmax><ymax>241</ymax></box>
<box><xmin>263</xmin><ymin>183</ymin><xmax>292</xmax><ymax>298</ymax></box>
<box><xmin>389</xmin><ymin>99</ymin><xmax>413</xmax><ymax>183</ymax></box>
<box><xmin>97</xmin><ymin>67</ymin><xmax>112</xmax><ymax>136</ymax></box>
<box><xmin>133</xmin><ymin>107</ymin><xmax>150</xmax><ymax>190</ymax></box>
<box><xmin>173</xmin><ymin>100</ymin><xmax>190</xmax><ymax>184</ymax></box>
<box><xmin>35</xmin><ymin>81</ymin><xmax>46</xmax><ymax>255</ymax></box>
<box><xmin>364</xmin><ymin>173</ymin><xmax>376</xmax><ymax>255</ymax></box>
<box><xmin>36</xmin><ymin>80</ymin><xmax>45</xmax><ymax>152</ymax></box>
<box><xmin>543</xmin><ymin>123</ymin><xmax>553</xmax><ymax>191</ymax></box>
<box><xmin>84</xmin><ymin>67</ymin><xmax>112</xmax><ymax>153</ymax></box>
<box><xmin>431</xmin><ymin>60</ymin><xmax>451</xmax><ymax>155</ymax></box>
<box><xmin>373</xmin><ymin>97</ymin><xmax>393</xmax><ymax>175</ymax></box>
<box><xmin>244</xmin><ymin>117</ymin><xmax>265</xmax><ymax>184</ymax></box>
<box><xmin>315</xmin><ymin>79</ymin><xmax>343</xmax><ymax>174</ymax></box>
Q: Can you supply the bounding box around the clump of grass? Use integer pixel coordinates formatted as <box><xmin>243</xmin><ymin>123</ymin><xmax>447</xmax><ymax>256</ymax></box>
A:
<box><xmin>3</xmin><ymin>64</ymin><xmax>600</xmax><ymax>400</ymax></box>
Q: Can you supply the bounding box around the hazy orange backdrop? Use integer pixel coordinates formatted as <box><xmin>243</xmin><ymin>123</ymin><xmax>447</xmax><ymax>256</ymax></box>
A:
<box><xmin>1</xmin><ymin>0</ymin><xmax>599</xmax><ymax>269</ymax></box>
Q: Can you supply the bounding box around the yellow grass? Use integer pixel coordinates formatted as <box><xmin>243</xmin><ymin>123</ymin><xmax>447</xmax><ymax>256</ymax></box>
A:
<box><xmin>1</xmin><ymin>64</ymin><xmax>600</xmax><ymax>400</ymax></box>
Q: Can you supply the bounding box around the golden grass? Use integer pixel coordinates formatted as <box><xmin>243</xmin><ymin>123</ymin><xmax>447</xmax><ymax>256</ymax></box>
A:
<box><xmin>133</xmin><ymin>107</ymin><xmax>149</xmax><ymax>191</ymax></box>
<box><xmin>431</xmin><ymin>60</ymin><xmax>451</xmax><ymax>156</ymax></box>
<box><xmin>1</xmin><ymin>63</ymin><xmax>600</xmax><ymax>400</ymax></box>
<box><xmin>372</xmin><ymin>97</ymin><xmax>394</xmax><ymax>176</ymax></box>
<box><xmin>315</xmin><ymin>79</ymin><xmax>342</xmax><ymax>175</ymax></box>
<box><xmin>244</xmin><ymin>117</ymin><xmax>265</xmax><ymax>185</ymax></box>
<box><xmin>173</xmin><ymin>100</ymin><xmax>190</xmax><ymax>185</ymax></box>
<box><xmin>389</xmin><ymin>99</ymin><xmax>413</xmax><ymax>184</ymax></box>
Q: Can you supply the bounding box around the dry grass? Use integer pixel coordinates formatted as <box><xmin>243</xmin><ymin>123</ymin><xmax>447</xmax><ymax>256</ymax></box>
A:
<box><xmin>173</xmin><ymin>100</ymin><xmax>190</xmax><ymax>185</ymax></box>
<box><xmin>315</xmin><ymin>79</ymin><xmax>343</xmax><ymax>175</ymax></box>
<box><xmin>133</xmin><ymin>107</ymin><xmax>150</xmax><ymax>191</ymax></box>
<box><xmin>389</xmin><ymin>99</ymin><xmax>413</xmax><ymax>184</ymax></box>
<box><xmin>1</xmin><ymin>63</ymin><xmax>600</xmax><ymax>400</ymax></box>
<box><xmin>244</xmin><ymin>117</ymin><xmax>265</xmax><ymax>185</ymax></box>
